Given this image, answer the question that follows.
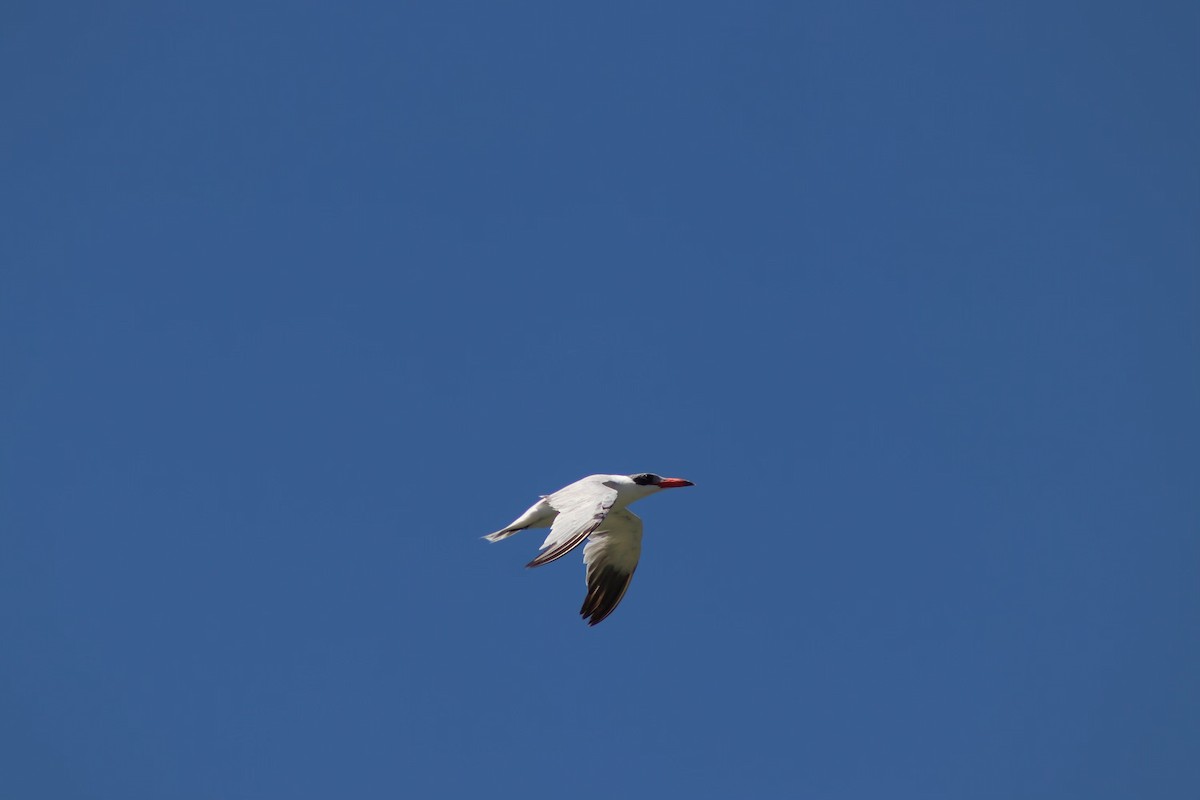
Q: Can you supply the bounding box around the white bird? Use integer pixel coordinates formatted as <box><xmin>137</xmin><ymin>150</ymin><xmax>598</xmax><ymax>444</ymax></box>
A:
<box><xmin>484</xmin><ymin>473</ymin><xmax>695</xmax><ymax>625</ymax></box>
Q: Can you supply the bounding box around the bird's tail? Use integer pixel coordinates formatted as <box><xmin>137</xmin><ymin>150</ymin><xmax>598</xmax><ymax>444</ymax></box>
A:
<box><xmin>483</xmin><ymin>526</ymin><xmax>525</xmax><ymax>543</ymax></box>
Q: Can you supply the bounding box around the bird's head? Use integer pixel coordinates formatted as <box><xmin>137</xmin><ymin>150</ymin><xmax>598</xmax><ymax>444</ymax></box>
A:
<box><xmin>628</xmin><ymin>473</ymin><xmax>695</xmax><ymax>493</ymax></box>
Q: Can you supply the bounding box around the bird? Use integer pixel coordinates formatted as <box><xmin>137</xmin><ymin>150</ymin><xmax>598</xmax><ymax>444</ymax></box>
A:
<box><xmin>484</xmin><ymin>473</ymin><xmax>695</xmax><ymax>626</ymax></box>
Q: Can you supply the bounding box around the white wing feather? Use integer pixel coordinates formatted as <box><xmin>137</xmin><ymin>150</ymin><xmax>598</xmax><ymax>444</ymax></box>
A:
<box><xmin>579</xmin><ymin>508</ymin><xmax>643</xmax><ymax>625</ymax></box>
<box><xmin>526</xmin><ymin>476</ymin><xmax>619</xmax><ymax>568</ymax></box>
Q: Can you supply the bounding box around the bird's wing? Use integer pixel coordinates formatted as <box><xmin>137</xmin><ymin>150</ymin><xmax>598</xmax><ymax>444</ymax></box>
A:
<box><xmin>579</xmin><ymin>508</ymin><xmax>643</xmax><ymax>626</ymax></box>
<box><xmin>526</xmin><ymin>477</ymin><xmax>619</xmax><ymax>568</ymax></box>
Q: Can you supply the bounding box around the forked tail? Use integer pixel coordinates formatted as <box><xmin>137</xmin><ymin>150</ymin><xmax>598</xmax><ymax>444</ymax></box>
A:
<box><xmin>483</xmin><ymin>526</ymin><xmax>525</xmax><ymax>543</ymax></box>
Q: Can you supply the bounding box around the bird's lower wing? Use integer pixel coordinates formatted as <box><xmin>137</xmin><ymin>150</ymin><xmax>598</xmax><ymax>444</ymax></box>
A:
<box><xmin>580</xmin><ymin>509</ymin><xmax>643</xmax><ymax>625</ymax></box>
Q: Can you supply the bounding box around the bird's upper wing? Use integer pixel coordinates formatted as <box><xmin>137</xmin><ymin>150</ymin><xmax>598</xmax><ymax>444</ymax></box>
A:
<box><xmin>526</xmin><ymin>477</ymin><xmax>619</xmax><ymax>568</ymax></box>
<box><xmin>579</xmin><ymin>508</ymin><xmax>643</xmax><ymax>626</ymax></box>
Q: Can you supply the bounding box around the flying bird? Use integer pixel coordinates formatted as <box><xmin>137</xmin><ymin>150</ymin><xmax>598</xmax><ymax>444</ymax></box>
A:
<box><xmin>484</xmin><ymin>473</ymin><xmax>695</xmax><ymax>625</ymax></box>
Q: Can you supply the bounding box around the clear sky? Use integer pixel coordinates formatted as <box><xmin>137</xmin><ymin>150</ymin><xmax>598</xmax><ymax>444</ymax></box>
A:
<box><xmin>2</xmin><ymin>2</ymin><xmax>1198</xmax><ymax>798</ymax></box>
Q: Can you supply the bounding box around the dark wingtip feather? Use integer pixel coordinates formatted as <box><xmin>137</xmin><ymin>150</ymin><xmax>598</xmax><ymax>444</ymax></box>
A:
<box><xmin>580</xmin><ymin>565</ymin><xmax>633</xmax><ymax>626</ymax></box>
<box><xmin>525</xmin><ymin>520</ymin><xmax>603</xmax><ymax>569</ymax></box>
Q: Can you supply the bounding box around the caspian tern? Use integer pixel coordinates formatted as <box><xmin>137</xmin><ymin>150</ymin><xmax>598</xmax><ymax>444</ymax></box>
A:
<box><xmin>484</xmin><ymin>473</ymin><xmax>695</xmax><ymax>626</ymax></box>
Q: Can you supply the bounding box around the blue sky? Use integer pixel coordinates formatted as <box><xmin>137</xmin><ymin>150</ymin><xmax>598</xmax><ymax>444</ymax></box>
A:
<box><xmin>2</xmin><ymin>2</ymin><xmax>1198</xmax><ymax>798</ymax></box>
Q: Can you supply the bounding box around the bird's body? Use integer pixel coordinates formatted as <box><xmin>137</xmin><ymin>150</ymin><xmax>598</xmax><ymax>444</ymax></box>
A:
<box><xmin>484</xmin><ymin>473</ymin><xmax>694</xmax><ymax>625</ymax></box>
<box><xmin>484</xmin><ymin>474</ymin><xmax>663</xmax><ymax>543</ymax></box>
